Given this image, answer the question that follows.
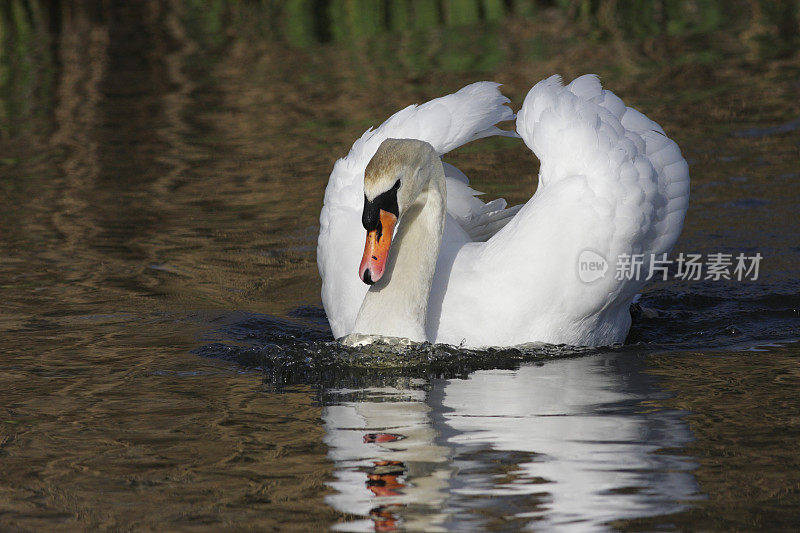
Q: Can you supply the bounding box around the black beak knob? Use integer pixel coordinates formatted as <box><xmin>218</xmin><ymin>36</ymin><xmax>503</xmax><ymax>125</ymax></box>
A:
<box><xmin>363</xmin><ymin>269</ymin><xmax>374</xmax><ymax>284</ymax></box>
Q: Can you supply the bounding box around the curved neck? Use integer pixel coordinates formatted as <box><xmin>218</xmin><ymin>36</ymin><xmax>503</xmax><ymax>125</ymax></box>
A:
<box><xmin>352</xmin><ymin>161</ymin><xmax>447</xmax><ymax>342</ymax></box>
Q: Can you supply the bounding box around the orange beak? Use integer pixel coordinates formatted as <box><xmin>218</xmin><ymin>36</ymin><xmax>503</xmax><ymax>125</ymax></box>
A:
<box><xmin>359</xmin><ymin>209</ymin><xmax>397</xmax><ymax>284</ymax></box>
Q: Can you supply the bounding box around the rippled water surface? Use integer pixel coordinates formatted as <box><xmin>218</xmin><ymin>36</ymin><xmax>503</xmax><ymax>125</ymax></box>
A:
<box><xmin>1</xmin><ymin>2</ymin><xmax>799</xmax><ymax>531</ymax></box>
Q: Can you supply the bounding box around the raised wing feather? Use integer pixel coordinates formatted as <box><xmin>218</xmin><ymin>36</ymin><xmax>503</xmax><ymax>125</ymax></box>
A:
<box><xmin>569</xmin><ymin>75</ymin><xmax>689</xmax><ymax>258</ymax></box>
<box><xmin>516</xmin><ymin>74</ymin><xmax>689</xmax><ymax>282</ymax></box>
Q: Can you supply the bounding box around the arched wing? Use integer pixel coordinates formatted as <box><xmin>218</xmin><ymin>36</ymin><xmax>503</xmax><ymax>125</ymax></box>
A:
<box><xmin>435</xmin><ymin>75</ymin><xmax>690</xmax><ymax>346</ymax></box>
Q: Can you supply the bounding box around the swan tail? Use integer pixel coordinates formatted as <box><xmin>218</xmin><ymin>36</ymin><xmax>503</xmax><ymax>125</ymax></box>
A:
<box><xmin>460</xmin><ymin>201</ymin><xmax>524</xmax><ymax>242</ymax></box>
<box><xmin>441</xmin><ymin>162</ymin><xmax>522</xmax><ymax>242</ymax></box>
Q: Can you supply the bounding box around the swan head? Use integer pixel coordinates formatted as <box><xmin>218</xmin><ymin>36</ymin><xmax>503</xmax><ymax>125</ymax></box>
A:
<box><xmin>359</xmin><ymin>138</ymin><xmax>438</xmax><ymax>284</ymax></box>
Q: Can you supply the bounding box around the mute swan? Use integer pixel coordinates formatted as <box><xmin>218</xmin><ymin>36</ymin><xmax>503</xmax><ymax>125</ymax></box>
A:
<box><xmin>317</xmin><ymin>75</ymin><xmax>689</xmax><ymax>348</ymax></box>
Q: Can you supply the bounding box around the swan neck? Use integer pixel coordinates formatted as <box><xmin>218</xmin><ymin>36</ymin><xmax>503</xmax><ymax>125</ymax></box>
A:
<box><xmin>352</xmin><ymin>161</ymin><xmax>446</xmax><ymax>342</ymax></box>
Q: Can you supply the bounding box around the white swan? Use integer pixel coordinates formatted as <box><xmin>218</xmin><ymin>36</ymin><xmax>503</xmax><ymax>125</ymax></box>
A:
<box><xmin>317</xmin><ymin>75</ymin><xmax>689</xmax><ymax>348</ymax></box>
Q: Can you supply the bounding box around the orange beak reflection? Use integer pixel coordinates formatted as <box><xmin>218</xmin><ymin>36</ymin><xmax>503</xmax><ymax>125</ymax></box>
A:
<box><xmin>359</xmin><ymin>210</ymin><xmax>397</xmax><ymax>284</ymax></box>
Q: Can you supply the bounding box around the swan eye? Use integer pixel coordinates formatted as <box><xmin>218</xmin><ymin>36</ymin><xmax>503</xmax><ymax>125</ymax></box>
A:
<box><xmin>393</xmin><ymin>179</ymin><xmax>401</xmax><ymax>191</ymax></box>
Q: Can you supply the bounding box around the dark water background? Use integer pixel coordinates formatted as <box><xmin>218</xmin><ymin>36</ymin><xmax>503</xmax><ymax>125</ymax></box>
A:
<box><xmin>1</xmin><ymin>1</ymin><xmax>799</xmax><ymax>530</ymax></box>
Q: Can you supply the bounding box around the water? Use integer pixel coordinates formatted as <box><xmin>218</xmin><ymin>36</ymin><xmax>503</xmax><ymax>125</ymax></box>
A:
<box><xmin>1</xmin><ymin>1</ymin><xmax>799</xmax><ymax>531</ymax></box>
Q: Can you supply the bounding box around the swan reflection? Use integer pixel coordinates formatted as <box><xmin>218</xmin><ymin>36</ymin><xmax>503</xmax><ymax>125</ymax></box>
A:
<box><xmin>323</xmin><ymin>353</ymin><xmax>700</xmax><ymax>531</ymax></box>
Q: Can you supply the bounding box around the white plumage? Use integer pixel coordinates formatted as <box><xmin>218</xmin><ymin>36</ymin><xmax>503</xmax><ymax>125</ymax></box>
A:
<box><xmin>317</xmin><ymin>75</ymin><xmax>689</xmax><ymax>347</ymax></box>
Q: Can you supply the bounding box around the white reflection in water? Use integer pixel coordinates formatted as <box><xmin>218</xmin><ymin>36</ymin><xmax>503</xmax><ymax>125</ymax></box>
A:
<box><xmin>323</xmin><ymin>354</ymin><xmax>700</xmax><ymax>532</ymax></box>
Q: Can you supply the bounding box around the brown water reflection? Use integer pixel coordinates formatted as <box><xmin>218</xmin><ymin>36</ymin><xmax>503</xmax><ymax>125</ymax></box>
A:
<box><xmin>1</xmin><ymin>321</ymin><xmax>339</xmax><ymax>529</ymax></box>
<box><xmin>620</xmin><ymin>343</ymin><xmax>800</xmax><ymax>531</ymax></box>
<box><xmin>1</xmin><ymin>1</ymin><xmax>799</xmax><ymax>530</ymax></box>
